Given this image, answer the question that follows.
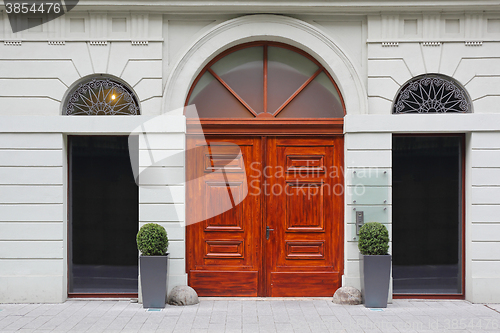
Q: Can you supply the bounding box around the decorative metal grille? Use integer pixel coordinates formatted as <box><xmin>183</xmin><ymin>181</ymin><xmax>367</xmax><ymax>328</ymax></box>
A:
<box><xmin>65</xmin><ymin>78</ymin><xmax>139</xmax><ymax>115</ymax></box>
<box><xmin>394</xmin><ymin>75</ymin><xmax>471</xmax><ymax>114</ymax></box>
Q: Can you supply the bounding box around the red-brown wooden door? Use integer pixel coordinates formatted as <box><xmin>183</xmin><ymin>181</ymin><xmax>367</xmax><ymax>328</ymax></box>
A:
<box><xmin>186</xmin><ymin>136</ymin><xmax>263</xmax><ymax>296</ymax></box>
<box><xmin>186</xmin><ymin>135</ymin><xmax>343</xmax><ymax>296</ymax></box>
<box><xmin>265</xmin><ymin>137</ymin><xmax>343</xmax><ymax>296</ymax></box>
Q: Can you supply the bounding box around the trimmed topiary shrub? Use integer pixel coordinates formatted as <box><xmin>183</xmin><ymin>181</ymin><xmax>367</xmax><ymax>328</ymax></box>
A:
<box><xmin>358</xmin><ymin>222</ymin><xmax>389</xmax><ymax>255</ymax></box>
<box><xmin>137</xmin><ymin>223</ymin><xmax>169</xmax><ymax>256</ymax></box>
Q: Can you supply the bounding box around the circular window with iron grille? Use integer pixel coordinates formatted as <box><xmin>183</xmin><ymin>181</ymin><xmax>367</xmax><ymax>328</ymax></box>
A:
<box><xmin>393</xmin><ymin>74</ymin><xmax>471</xmax><ymax>114</ymax></box>
<box><xmin>65</xmin><ymin>77</ymin><xmax>140</xmax><ymax>115</ymax></box>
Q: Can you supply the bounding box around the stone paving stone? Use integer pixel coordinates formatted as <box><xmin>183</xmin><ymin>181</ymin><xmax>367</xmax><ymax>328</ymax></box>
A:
<box><xmin>227</xmin><ymin>301</ymin><xmax>242</xmax><ymax>316</ymax></box>
<box><xmin>20</xmin><ymin>314</ymin><xmax>51</xmax><ymax>329</ymax></box>
<box><xmin>242</xmin><ymin>323</ymin><xmax>259</xmax><ymax>332</ymax></box>
<box><xmin>207</xmin><ymin>323</ymin><xmax>225</xmax><ymax>332</ymax></box>
<box><xmin>275</xmin><ymin>322</ymin><xmax>293</xmax><ymax>332</ymax></box>
<box><xmin>25</xmin><ymin>305</ymin><xmax>51</xmax><ymax>318</ymax></box>
<box><xmin>224</xmin><ymin>327</ymin><xmax>243</xmax><ymax>333</ymax></box>
<box><xmin>313</xmin><ymin>300</ymin><xmax>335</xmax><ymax>316</ymax></box>
<box><xmin>164</xmin><ymin>306</ymin><xmax>185</xmax><ymax>316</ymax></box>
<box><xmin>308</xmin><ymin>319</ymin><xmax>331</xmax><ymax>332</ymax></box>
<box><xmin>242</xmin><ymin>314</ymin><xmax>258</xmax><ymax>324</ymax></box>
<box><xmin>157</xmin><ymin>316</ymin><xmax>177</xmax><ymax>332</ymax></box>
<box><xmin>120</xmin><ymin>328</ymin><xmax>140</xmax><ymax>333</ymax></box>
<box><xmin>2</xmin><ymin>316</ymin><xmax>33</xmax><ymax>331</ymax></box>
<box><xmin>270</xmin><ymin>308</ymin><xmax>289</xmax><ymax>323</ymax></box>
<box><xmin>41</xmin><ymin>303</ymin><xmax>68</xmax><ymax>317</ymax></box>
<box><xmin>212</xmin><ymin>301</ymin><xmax>228</xmax><ymax>312</ymax></box>
<box><xmin>191</xmin><ymin>315</ymin><xmax>210</xmax><ymax>329</ymax></box>
<box><xmin>225</xmin><ymin>322</ymin><xmax>242</xmax><ymax>331</ymax></box>
<box><xmin>1</xmin><ymin>299</ymin><xmax>500</xmax><ymax>332</ymax></box>
<box><xmin>107</xmin><ymin>316</ymin><xmax>132</xmax><ymax>330</ymax></box>
<box><xmin>209</xmin><ymin>311</ymin><xmax>226</xmax><ymax>324</ymax></box>
<box><xmin>11</xmin><ymin>305</ymin><xmax>37</xmax><ymax>317</ymax></box>
<box><xmin>258</xmin><ymin>315</ymin><xmax>275</xmax><ymax>324</ymax></box>
<box><xmin>140</xmin><ymin>323</ymin><xmax>160</xmax><ymax>332</ymax></box>
<box><xmin>241</xmin><ymin>302</ymin><xmax>257</xmax><ymax>318</ymax></box>
<box><xmin>188</xmin><ymin>329</ymin><xmax>208</xmax><ymax>333</ymax></box>
<box><xmin>257</xmin><ymin>301</ymin><xmax>272</xmax><ymax>316</ymax></box>
<box><xmin>37</xmin><ymin>315</ymin><xmax>67</xmax><ymax>330</ymax></box>
<box><xmin>226</xmin><ymin>314</ymin><xmax>243</xmax><ymax>324</ymax></box>
<box><xmin>174</xmin><ymin>317</ymin><xmax>194</xmax><ymax>331</ymax></box>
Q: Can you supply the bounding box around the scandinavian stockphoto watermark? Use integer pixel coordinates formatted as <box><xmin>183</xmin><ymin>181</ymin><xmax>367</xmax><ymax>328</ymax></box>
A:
<box><xmin>128</xmin><ymin>105</ymin><xmax>248</xmax><ymax>227</ymax></box>
<box><xmin>4</xmin><ymin>0</ymin><xmax>79</xmax><ymax>33</ymax></box>
<box><xmin>128</xmin><ymin>105</ymin><xmax>385</xmax><ymax>227</ymax></box>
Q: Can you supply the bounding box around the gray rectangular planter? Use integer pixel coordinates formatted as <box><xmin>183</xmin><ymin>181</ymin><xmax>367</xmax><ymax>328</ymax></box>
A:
<box><xmin>140</xmin><ymin>254</ymin><xmax>169</xmax><ymax>308</ymax></box>
<box><xmin>360</xmin><ymin>254</ymin><xmax>392</xmax><ymax>308</ymax></box>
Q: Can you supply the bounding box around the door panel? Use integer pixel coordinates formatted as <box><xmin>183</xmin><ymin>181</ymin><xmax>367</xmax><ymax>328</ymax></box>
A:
<box><xmin>266</xmin><ymin>137</ymin><xmax>343</xmax><ymax>296</ymax></box>
<box><xmin>186</xmin><ymin>136</ymin><xmax>262</xmax><ymax>296</ymax></box>
<box><xmin>189</xmin><ymin>271</ymin><xmax>259</xmax><ymax>296</ymax></box>
<box><xmin>186</xmin><ymin>135</ymin><xmax>343</xmax><ymax>296</ymax></box>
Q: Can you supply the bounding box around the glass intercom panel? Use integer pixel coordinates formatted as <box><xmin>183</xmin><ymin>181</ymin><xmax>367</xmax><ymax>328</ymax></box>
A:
<box><xmin>392</xmin><ymin>136</ymin><xmax>463</xmax><ymax>295</ymax></box>
<box><xmin>69</xmin><ymin>136</ymin><xmax>138</xmax><ymax>294</ymax></box>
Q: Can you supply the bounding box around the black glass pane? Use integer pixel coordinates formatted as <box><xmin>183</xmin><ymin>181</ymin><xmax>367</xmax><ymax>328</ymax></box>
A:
<box><xmin>392</xmin><ymin>136</ymin><xmax>462</xmax><ymax>294</ymax></box>
<box><xmin>69</xmin><ymin>136</ymin><xmax>138</xmax><ymax>293</ymax></box>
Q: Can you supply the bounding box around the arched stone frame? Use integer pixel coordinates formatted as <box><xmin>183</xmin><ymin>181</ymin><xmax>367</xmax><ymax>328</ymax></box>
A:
<box><xmin>62</xmin><ymin>74</ymin><xmax>141</xmax><ymax>116</ymax></box>
<box><xmin>162</xmin><ymin>14</ymin><xmax>367</xmax><ymax>115</ymax></box>
<box><xmin>392</xmin><ymin>73</ymin><xmax>473</xmax><ymax>114</ymax></box>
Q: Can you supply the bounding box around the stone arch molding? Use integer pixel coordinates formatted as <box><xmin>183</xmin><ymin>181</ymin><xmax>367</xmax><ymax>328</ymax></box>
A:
<box><xmin>162</xmin><ymin>15</ymin><xmax>367</xmax><ymax>115</ymax></box>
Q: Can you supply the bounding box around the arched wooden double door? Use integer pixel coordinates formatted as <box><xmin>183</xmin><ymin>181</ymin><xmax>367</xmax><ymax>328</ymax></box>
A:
<box><xmin>185</xmin><ymin>42</ymin><xmax>344</xmax><ymax>296</ymax></box>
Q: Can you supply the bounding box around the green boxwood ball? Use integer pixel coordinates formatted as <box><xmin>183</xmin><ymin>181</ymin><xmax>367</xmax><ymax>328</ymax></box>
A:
<box><xmin>358</xmin><ymin>222</ymin><xmax>389</xmax><ymax>255</ymax></box>
<box><xmin>137</xmin><ymin>223</ymin><xmax>169</xmax><ymax>256</ymax></box>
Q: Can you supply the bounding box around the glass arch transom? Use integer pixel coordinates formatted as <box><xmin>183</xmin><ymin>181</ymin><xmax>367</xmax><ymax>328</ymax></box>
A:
<box><xmin>394</xmin><ymin>75</ymin><xmax>471</xmax><ymax>114</ymax></box>
<box><xmin>187</xmin><ymin>43</ymin><xmax>344</xmax><ymax>118</ymax></box>
<box><xmin>65</xmin><ymin>78</ymin><xmax>140</xmax><ymax>116</ymax></box>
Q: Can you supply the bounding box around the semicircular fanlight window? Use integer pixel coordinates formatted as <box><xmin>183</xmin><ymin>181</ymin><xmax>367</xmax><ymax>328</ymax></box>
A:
<box><xmin>393</xmin><ymin>75</ymin><xmax>471</xmax><ymax>114</ymax></box>
<box><xmin>187</xmin><ymin>42</ymin><xmax>344</xmax><ymax>118</ymax></box>
<box><xmin>65</xmin><ymin>78</ymin><xmax>140</xmax><ymax>115</ymax></box>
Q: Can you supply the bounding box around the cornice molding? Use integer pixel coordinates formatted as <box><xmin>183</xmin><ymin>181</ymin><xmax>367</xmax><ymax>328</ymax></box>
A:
<box><xmin>59</xmin><ymin>1</ymin><xmax>500</xmax><ymax>14</ymax></box>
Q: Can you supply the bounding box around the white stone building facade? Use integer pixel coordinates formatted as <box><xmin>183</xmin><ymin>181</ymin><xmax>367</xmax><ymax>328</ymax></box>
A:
<box><xmin>1</xmin><ymin>0</ymin><xmax>500</xmax><ymax>303</ymax></box>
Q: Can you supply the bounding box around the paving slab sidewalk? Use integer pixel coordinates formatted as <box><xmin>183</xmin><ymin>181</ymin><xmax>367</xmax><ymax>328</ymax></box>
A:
<box><xmin>0</xmin><ymin>298</ymin><xmax>499</xmax><ymax>332</ymax></box>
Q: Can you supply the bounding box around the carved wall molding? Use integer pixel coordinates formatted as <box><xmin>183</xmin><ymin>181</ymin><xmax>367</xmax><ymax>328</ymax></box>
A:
<box><xmin>421</xmin><ymin>41</ymin><xmax>441</xmax><ymax>47</ymax></box>
<box><xmin>381</xmin><ymin>42</ymin><xmax>399</xmax><ymax>47</ymax></box>
<box><xmin>4</xmin><ymin>41</ymin><xmax>22</xmax><ymax>46</ymax></box>
<box><xmin>89</xmin><ymin>41</ymin><xmax>108</xmax><ymax>46</ymax></box>
<box><xmin>131</xmin><ymin>41</ymin><xmax>149</xmax><ymax>46</ymax></box>
<box><xmin>369</xmin><ymin>12</ymin><xmax>500</xmax><ymax>43</ymax></box>
<box><xmin>0</xmin><ymin>12</ymin><xmax>161</xmax><ymax>42</ymax></box>
<box><xmin>48</xmin><ymin>41</ymin><xmax>65</xmax><ymax>46</ymax></box>
<box><xmin>465</xmin><ymin>41</ymin><xmax>483</xmax><ymax>46</ymax></box>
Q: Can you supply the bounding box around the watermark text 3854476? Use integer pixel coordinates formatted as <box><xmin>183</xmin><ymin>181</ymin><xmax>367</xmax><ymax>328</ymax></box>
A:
<box><xmin>4</xmin><ymin>1</ymin><xmax>79</xmax><ymax>33</ymax></box>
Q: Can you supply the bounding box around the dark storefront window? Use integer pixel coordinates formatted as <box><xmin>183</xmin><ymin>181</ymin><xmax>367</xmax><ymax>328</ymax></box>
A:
<box><xmin>392</xmin><ymin>135</ymin><xmax>464</xmax><ymax>295</ymax></box>
<box><xmin>69</xmin><ymin>136</ymin><xmax>138</xmax><ymax>295</ymax></box>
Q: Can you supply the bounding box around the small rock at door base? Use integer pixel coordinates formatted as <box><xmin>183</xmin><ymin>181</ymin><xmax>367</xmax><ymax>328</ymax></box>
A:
<box><xmin>168</xmin><ymin>286</ymin><xmax>199</xmax><ymax>306</ymax></box>
<box><xmin>332</xmin><ymin>286</ymin><xmax>362</xmax><ymax>305</ymax></box>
